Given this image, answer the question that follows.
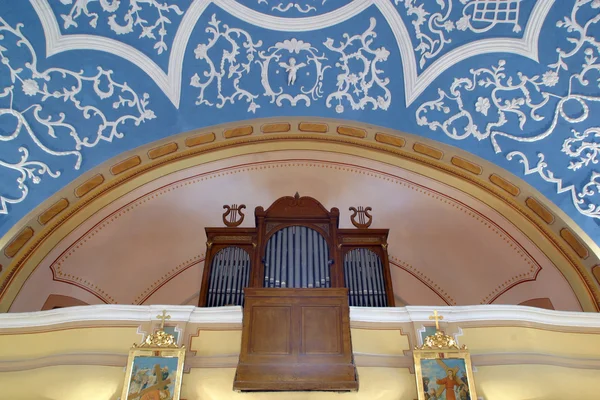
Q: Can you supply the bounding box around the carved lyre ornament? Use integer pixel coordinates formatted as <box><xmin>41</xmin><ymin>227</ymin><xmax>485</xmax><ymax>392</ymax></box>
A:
<box><xmin>135</xmin><ymin>310</ymin><xmax>182</xmax><ymax>349</ymax></box>
<box><xmin>223</xmin><ymin>204</ymin><xmax>246</xmax><ymax>227</ymax></box>
<box><xmin>349</xmin><ymin>206</ymin><xmax>373</xmax><ymax>228</ymax></box>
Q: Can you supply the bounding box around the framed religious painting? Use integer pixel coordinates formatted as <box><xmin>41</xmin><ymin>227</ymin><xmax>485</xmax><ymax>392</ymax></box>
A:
<box><xmin>120</xmin><ymin>312</ymin><xmax>185</xmax><ymax>400</ymax></box>
<box><xmin>413</xmin><ymin>330</ymin><xmax>477</xmax><ymax>400</ymax></box>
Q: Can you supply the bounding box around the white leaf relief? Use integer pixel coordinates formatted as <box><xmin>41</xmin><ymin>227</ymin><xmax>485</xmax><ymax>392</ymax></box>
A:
<box><xmin>415</xmin><ymin>0</ymin><xmax>600</xmax><ymax>219</ymax></box>
<box><xmin>395</xmin><ymin>0</ymin><xmax>522</xmax><ymax>69</ymax></box>
<box><xmin>58</xmin><ymin>0</ymin><xmax>184</xmax><ymax>55</ymax></box>
<box><xmin>323</xmin><ymin>18</ymin><xmax>391</xmax><ymax>113</ymax></box>
<box><xmin>0</xmin><ymin>18</ymin><xmax>154</xmax><ymax>215</ymax></box>
<box><xmin>189</xmin><ymin>15</ymin><xmax>390</xmax><ymax>114</ymax></box>
<box><xmin>259</xmin><ymin>0</ymin><xmax>326</xmax><ymax>14</ymax></box>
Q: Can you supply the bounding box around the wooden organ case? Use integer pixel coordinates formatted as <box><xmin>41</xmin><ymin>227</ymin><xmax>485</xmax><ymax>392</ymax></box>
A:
<box><xmin>198</xmin><ymin>194</ymin><xmax>394</xmax><ymax>391</ymax></box>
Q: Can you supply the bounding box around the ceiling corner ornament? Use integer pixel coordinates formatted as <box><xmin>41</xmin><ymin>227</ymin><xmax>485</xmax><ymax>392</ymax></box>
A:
<box><xmin>375</xmin><ymin>0</ymin><xmax>553</xmax><ymax>105</ymax></box>
<box><xmin>0</xmin><ymin>15</ymin><xmax>154</xmax><ymax>216</ymax></box>
<box><xmin>416</xmin><ymin>0</ymin><xmax>600</xmax><ymax>220</ymax></box>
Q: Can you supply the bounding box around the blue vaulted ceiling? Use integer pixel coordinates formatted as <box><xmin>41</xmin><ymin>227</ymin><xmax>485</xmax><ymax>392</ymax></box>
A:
<box><xmin>1</xmin><ymin>0</ymin><xmax>600</xmax><ymax>243</ymax></box>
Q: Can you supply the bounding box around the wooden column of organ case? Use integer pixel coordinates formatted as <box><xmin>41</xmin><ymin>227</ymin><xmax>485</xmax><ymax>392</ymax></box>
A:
<box><xmin>198</xmin><ymin>194</ymin><xmax>394</xmax><ymax>391</ymax></box>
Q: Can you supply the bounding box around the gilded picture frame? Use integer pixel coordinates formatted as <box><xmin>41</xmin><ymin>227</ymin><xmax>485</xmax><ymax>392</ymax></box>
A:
<box><xmin>413</xmin><ymin>331</ymin><xmax>477</xmax><ymax>400</ymax></box>
<box><xmin>120</xmin><ymin>311</ymin><xmax>186</xmax><ymax>400</ymax></box>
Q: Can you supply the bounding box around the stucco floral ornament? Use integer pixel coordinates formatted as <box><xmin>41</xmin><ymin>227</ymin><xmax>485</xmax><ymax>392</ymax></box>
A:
<box><xmin>416</xmin><ymin>0</ymin><xmax>600</xmax><ymax>220</ymax></box>
<box><xmin>541</xmin><ymin>70</ymin><xmax>559</xmax><ymax>87</ymax></box>
<box><xmin>58</xmin><ymin>0</ymin><xmax>184</xmax><ymax>55</ymax></box>
<box><xmin>324</xmin><ymin>18</ymin><xmax>391</xmax><ymax>113</ymax></box>
<box><xmin>190</xmin><ymin>15</ymin><xmax>390</xmax><ymax>114</ymax></box>
<box><xmin>475</xmin><ymin>96</ymin><xmax>490</xmax><ymax>116</ymax></box>
<box><xmin>21</xmin><ymin>79</ymin><xmax>39</xmax><ymax>96</ymax></box>
<box><xmin>0</xmin><ymin>17</ymin><xmax>154</xmax><ymax>215</ymax></box>
<box><xmin>396</xmin><ymin>0</ymin><xmax>523</xmax><ymax>69</ymax></box>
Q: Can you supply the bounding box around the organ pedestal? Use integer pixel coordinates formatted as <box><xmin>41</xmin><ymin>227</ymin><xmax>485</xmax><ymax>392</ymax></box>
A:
<box><xmin>233</xmin><ymin>288</ymin><xmax>357</xmax><ymax>391</ymax></box>
<box><xmin>198</xmin><ymin>194</ymin><xmax>394</xmax><ymax>391</ymax></box>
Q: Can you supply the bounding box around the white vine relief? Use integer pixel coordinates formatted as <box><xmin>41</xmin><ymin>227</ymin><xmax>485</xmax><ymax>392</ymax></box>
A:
<box><xmin>416</xmin><ymin>0</ymin><xmax>600</xmax><ymax>219</ymax></box>
<box><xmin>395</xmin><ymin>0</ymin><xmax>522</xmax><ymax>69</ymax></box>
<box><xmin>190</xmin><ymin>15</ymin><xmax>390</xmax><ymax>114</ymax></box>
<box><xmin>58</xmin><ymin>0</ymin><xmax>184</xmax><ymax>55</ymax></box>
<box><xmin>0</xmin><ymin>18</ymin><xmax>154</xmax><ymax>215</ymax></box>
<box><xmin>324</xmin><ymin>18</ymin><xmax>391</xmax><ymax>113</ymax></box>
<box><xmin>257</xmin><ymin>0</ymin><xmax>326</xmax><ymax>14</ymax></box>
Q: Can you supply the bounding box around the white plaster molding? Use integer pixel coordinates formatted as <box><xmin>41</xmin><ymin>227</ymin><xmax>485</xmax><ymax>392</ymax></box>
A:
<box><xmin>31</xmin><ymin>0</ymin><xmax>553</xmax><ymax>108</ymax></box>
<box><xmin>2</xmin><ymin>304</ymin><xmax>600</xmax><ymax>330</ymax></box>
<box><xmin>217</xmin><ymin>0</ymin><xmax>372</xmax><ymax>31</ymax></box>
<box><xmin>0</xmin><ymin>305</ymin><xmax>243</xmax><ymax>329</ymax></box>
<box><xmin>350</xmin><ymin>305</ymin><xmax>600</xmax><ymax>328</ymax></box>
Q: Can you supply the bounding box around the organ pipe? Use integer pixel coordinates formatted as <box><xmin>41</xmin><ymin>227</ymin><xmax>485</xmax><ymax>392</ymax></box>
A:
<box><xmin>207</xmin><ymin>247</ymin><xmax>251</xmax><ymax>307</ymax></box>
<box><xmin>344</xmin><ymin>248</ymin><xmax>387</xmax><ymax>307</ymax></box>
<box><xmin>263</xmin><ymin>226</ymin><xmax>331</xmax><ymax>289</ymax></box>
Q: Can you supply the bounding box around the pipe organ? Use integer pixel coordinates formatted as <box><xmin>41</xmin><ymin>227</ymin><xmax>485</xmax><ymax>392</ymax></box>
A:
<box><xmin>199</xmin><ymin>194</ymin><xmax>394</xmax><ymax>308</ymax></box>
<box><xmin>199</xmin><ymin>194</ymin><xmax>394</xmax><ymax>391</ymax></box>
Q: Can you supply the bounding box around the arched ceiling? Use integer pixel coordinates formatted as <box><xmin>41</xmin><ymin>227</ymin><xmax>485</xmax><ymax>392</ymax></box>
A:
<box><xmin>2</xmin><ymin>1</ymin><xmax>600</xmax><ymax>290</ymax></box>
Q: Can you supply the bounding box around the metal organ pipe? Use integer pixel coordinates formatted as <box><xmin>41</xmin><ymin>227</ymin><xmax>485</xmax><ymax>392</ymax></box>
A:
<box><xmin>344</xmin><ymin>248</ymin><xmax>388</xmax><ymax>307</ymax></box>
<box><xmin>207</xmin><ymin>246</ymin><xmax>251</xmax><ymax>307</ymax></box>
<box><xmin>263</xmin><ymin>226</ymin><xmax>330</xmax><ymax>289</ymax></box>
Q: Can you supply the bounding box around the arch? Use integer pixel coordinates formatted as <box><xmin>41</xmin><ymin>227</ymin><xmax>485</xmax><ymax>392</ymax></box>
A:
<box><xmin>0</xmin><ymin>118</ymin><xmax>598</xmax><ymax>311</ymax></box>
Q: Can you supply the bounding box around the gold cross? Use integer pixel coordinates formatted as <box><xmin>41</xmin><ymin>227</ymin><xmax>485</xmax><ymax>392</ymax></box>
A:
<box><xmin>429</xmin><ymin>310</ymin><xmax>444</xmax><ymax>331</ymax></box>
<box><xmin>156</xmin><ymin>310</ymin><xmax>171</xmax><ymax>330</ymax></box>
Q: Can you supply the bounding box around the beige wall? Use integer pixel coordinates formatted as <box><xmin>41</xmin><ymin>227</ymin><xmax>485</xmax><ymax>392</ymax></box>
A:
<box><xmin>1</xmin><ymin>305</ymin><xmax>600</xmax><ymax>399</ymax></box>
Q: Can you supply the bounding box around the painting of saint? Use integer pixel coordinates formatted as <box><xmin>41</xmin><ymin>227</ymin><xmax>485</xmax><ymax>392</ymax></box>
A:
<box><xmin>127</xmin><ymin>356</ymin><xmax>179</xmax><ymax>400</ymax></box>
<box><xmin>420</xmin><ymin>358</ymin><xmax>471</xmax><ymax>400</ymax></box>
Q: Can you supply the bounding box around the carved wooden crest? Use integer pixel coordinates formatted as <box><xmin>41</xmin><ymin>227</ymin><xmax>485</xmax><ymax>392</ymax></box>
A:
<box><xmin>349</xmin><ymin>206</ymin><xmax>372</xmax><ymax>228</ymax></box>
<box><xmin>223</xmin><ymin>204</ymin><xmax>246</xmax><ymax>227</ymax></box>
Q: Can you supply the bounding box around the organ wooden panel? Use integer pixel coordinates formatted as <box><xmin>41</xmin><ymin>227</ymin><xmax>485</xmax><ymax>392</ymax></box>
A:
<box><xmin>233</xmin><ymin>288</ymin><xmax>358</xmax><ymax>391</ymax></box>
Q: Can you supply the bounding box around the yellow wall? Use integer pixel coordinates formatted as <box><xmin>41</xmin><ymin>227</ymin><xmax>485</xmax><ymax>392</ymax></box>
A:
<box><xmin>459</xmin><ymin>326</ymin><xmax>600</xmax><ymax>358</ymax></box>
<box><xmin>184</xmin><ymin>368</ymin><xmax>417</xmax><ymax>400</ymax></box>
<box><xmin>0</xmin><ymin>365</ymin><xmax>124</xmax><ymax>400</ymax></box>
<box><xmin>475</xmin><ymin>365</ymin><xmax>600</xmax><ymax>400</ymax></box>
<box><xmin>0</xmin><ymin>327</ymin><xmax>141</xmax><ymax>358</ymax></box>
<box><xmin>2</xmin><ymin>323</ymin><xmax>600</xmax><ymax>399</ymax></box>
<box><xmin>3</xmin><ymin>364</ymin><xmax>599</xmax><ymax>400</ymax></box>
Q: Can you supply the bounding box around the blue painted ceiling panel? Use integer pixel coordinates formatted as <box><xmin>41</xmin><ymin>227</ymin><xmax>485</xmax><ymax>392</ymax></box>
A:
<box><xmin>1</xmin><ymin>0</ymin><xmax>600</xmax><ymax>243</ymax></box>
